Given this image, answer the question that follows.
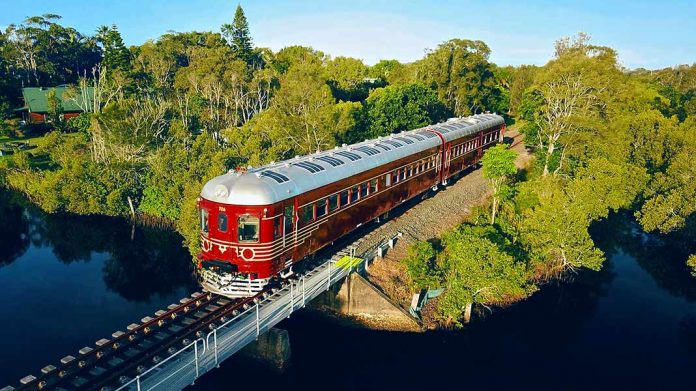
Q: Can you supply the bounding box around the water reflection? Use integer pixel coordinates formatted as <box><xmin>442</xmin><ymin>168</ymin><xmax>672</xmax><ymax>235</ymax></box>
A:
<box><xmin>0</xmin><ymin>191</ymin><xmax>196</xmax><ymax>385</ymax></box>
<box><xmin>0</xmin><ymin>192</ymin><xmax>30</xmax><ymax>265</ymax></box>
<box><xmin>0</xmin><ymin>191</ymin><xmax>197</xmax><ymax>301</ymax></box>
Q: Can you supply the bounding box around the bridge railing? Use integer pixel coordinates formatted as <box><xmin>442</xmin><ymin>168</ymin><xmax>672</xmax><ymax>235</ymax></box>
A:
<box><xmin>116</xmin><ymin>232</ymin><xmax>401</xmax><ymax>391</ymax></box>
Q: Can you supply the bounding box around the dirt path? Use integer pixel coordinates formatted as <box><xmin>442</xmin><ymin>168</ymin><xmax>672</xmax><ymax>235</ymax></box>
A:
<box><xmin>356</xmin><ymin>128</ymin><xmax>531</xmax><ymax>308</ymax></box>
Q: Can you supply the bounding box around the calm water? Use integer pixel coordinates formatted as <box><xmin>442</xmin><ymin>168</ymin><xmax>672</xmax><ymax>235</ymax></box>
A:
<box><xmin>1</xmin><ymin>191</ymin><xmax>696</xmax><ymax>390</ymax></box>
<box><xmin>195</xmin><ymin>215</ymin><xmax>696</xmax><ymax>390</ymax></box>
<box><xmin>0</xmin><ymin>191</ymin><xmax>197</xmax><ymax>385</ymax></box>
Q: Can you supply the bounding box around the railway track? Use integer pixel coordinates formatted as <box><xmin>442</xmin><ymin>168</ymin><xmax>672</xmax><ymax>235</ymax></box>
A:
<box><xmin>8</xmin><ymin>290</ymin><xmax>263</xmax><ymax>391</ymax></box>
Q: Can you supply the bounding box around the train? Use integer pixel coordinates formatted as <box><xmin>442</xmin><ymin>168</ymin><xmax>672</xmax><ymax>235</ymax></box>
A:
<box><xmin>197</xmin><ymin>113</ymin><xmax>505</xmax><ymax>297</ymax></box>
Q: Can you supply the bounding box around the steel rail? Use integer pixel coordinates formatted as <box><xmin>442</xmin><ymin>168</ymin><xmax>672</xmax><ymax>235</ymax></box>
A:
<box><xmin>11</xmin><ymin>291</ymin><xmax>235</xmax><ymax>391</ymax></box>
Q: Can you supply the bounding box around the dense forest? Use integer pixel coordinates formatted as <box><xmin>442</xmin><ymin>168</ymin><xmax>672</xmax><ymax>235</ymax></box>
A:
<box><xmin>0</xmin><ymin>7</ymin><xmax>694</xmax><ymax>325</ymax></box>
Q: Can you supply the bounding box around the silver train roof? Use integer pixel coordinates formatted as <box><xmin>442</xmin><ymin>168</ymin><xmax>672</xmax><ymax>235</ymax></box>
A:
<box><xmin>201</xmin><ymin>113</ymin><xmax>504</xmax><ymax>205</ymax></box>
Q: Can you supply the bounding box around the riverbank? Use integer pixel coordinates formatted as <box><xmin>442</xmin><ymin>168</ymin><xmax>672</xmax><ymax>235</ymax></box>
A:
<box><xmin>350</xmin><ymin>128</ymin><xmax>532</xmax><ymax>328</ymax></box>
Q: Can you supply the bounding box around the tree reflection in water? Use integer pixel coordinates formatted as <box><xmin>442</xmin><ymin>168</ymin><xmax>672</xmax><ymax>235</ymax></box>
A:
<box><xmin>0</xmin><ymin>192</ymin><xmax>30</xmax><ymax>266</ymax></box>
<box><xmin>0</xmin><ymin>190</ymin><xmax>197</xmax><ymax>301</ymax></box>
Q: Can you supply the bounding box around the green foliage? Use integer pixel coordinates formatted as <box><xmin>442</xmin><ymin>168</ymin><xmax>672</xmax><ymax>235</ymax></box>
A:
<box><xmin>415</xmin><ymin>39</ymin><xmax>499</xmax><ymax>115</ymax></box>
<box><xmin>482</xmin><ymin>144</ymin><xmax>517</xmax><ymax>224</ymax></box>
<box><xmin>96</xmin><ymin>25</ymin><xmax>132</xmax><ymax>73</ymax></box>
<box><xmin>326</xmin><ymin>56</ymin><xmax>370</xmax><ymax>101</ymax></box>
<box><xmin>68</xmin><ymin>112</ymin><xmax>91</xmax><ymax>134</ymax></box>
<box><xmin>222</xmin><ymin>5</ymin><xmax>255</xmax><ymax>65</ymax></box>
<box><xmin>437</xmin><ymin>224</ymin><xmax>531</xmax><ymax>326</ymax></box>
<box><xmin>688</xmin><ymin>255</ymin><xmax>696</xmax><ymax>278</ymax></box>
<box><xmin>401</xmin><ymin>241</ymin><xmax>441</xmax><ymax>289</ymax></box>
<box><xmin>362</xmin><ymin>83</ymin><xmax>449</xmax><ymax>139</ymax></box>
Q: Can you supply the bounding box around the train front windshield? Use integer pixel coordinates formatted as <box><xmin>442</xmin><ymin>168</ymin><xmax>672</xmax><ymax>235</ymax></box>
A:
<box><xmin>238</xmin><ymin>215</ymin><xmax>259</xmax><ymax>242</ymax></box>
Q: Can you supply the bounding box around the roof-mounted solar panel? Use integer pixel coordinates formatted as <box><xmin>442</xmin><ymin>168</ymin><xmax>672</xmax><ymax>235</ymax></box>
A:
<box><xmin>383</xmin><ymin>140</ymin><xmax>403</xmax><ymax>148</ymax></box>
<box><xmin>316</xmin><ymin>156</ymin><xmax>344</xmax><ymax>167</ymax></box>
<box><xmin>416</xmin><ymin>130</ymin><xmax>438</xmax><ymax>139</ymax></box>
<box><xmin>260</xmin><ymin>170</ymin><xmax>290</xmax><ymax>183</ymax></box>
<box><xmin>394</xmin><ymin>137</ymin><xmax>414</xmax><ymax>145</ymax></box>
<box><xmin>293</xmin><ymin>161</ymin><xmax>325</xmax><ymax>173</ymax></box>
<box><xmin>355</xmin><ymin>146</ymin><xmax>380</xmax><ymax>156</ymax></box>
<box><xmin>336</xmin><ymin>151</ymin><xmax>362</xmax><ymax>161</ymax></box>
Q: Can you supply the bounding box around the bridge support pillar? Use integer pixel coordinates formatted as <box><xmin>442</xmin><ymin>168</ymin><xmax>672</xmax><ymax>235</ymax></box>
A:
<box><xmin>313</xmin><ymin>273</ymin><xmax>421</xmax><ymax>332</ymax></box>
<box><xmin>240</xmin><ymin>327</ymin><xmax>291</xmax><ymax>372</ymax></box>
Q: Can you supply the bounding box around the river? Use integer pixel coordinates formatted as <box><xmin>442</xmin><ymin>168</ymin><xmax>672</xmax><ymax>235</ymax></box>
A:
<box><xmin>1</xmin><ymin>191</ymin><xmax>695</xmax><ymax>390</ymax></box>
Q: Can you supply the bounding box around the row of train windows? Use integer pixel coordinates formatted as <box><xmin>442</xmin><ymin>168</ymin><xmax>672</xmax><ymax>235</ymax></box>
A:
<box><xmin>451</xmin><ymin>139</ymin><xmax>478</xmax><ymax>158</ymax></box>
<box><xmin>385</xmin><ymin>155</ymin><xmax>436</xmax><ymax>186</ymax></box>
<box><xmin>299</xmin><ymin>178</ymin><xmax>379</xmax><ymax>225</ymax></box>
<box><xmin>201</xmin><ymin>209</ymin><xmax>260</xmax><ymax>243</ymax></box>
<box><xmin>483</xmin><ymin>131</ymin><xmax>498</xmax><ymax>144</ymax></box>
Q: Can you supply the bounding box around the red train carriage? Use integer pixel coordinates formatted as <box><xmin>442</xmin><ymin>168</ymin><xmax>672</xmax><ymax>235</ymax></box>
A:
<box><xmin>198</xmin><ymin>113</ymin><xmax>505</xmax><ymax>297</ymax></box>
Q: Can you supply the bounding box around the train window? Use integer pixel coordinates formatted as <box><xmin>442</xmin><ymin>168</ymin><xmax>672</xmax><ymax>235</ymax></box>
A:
<box><xmin>392</xmin><ymin>170</ymin><xmax>399</xmax><ymax>184</ymax></box>
<box><xmin>238</xmin><ymin>215</ymin><xmax>260</xmax><ymax>243</ymax></box>
<box><xmin>218</xmin><ymin>212</ymin><xmax>228</xmax><ymax>232</ymax></box>
<box><xmin>201</xmin><ymin>209</ymin><xmax>209</xmax><ymax>234</ymax></box>
<box><xmin>360</xmin><ymin>183</ymin><xmax>368</xmax><ymax>198</ymax></box>
<box><xmin>385</xmin><ymin>173</ymin><xmax>391</xmax><ymax>187</ymax></box>
<box><xmin>284</xmin><ymin>206</ymin><xmax>294</xmax><ymax>233</ymax></box>
<box><xmin>316</xmin><ymin>199</ymin><xmax>327</xmax><ymax>218</ymax></box>
<box><xmin>414</xmin><ymin>163</ymin><xmax>419</xmax><ymax>175</ymax></box>
<box><xmin>328</xmin><ymin>194</ymin><xmax>339</xmax><ymax>212</ymax></box>
<box><xmin>300</xmin><ymin>205</ymin><xmax>314</xmax><ymax>225</ymax></box>
<box><xmin>351</xmin><ymin>186</ymin><xmax>360</xmax><ymax>201</ymax></box>
<box><xmin>407</xmin><ymin>166</ymin><xmax>413</xmax><ymax>177</ymax></box>
<box><xmin>273</xmin><ymin>216</ymin><xmax>282</xmax><ymax>239</ymax></box>
<box><xmin>400</xmin><ymin>169</ymin><xmax>406</xmax><ymax>181</ymax></box>
<box><xmin>369</xmin><ymin>179</ymin><xmax>377</xmax><ymax>194</ymax></box>
<box><xmin>340</xmin><ymin>190</ymin><xmax>349</xmax><ymax>206</ymax></box>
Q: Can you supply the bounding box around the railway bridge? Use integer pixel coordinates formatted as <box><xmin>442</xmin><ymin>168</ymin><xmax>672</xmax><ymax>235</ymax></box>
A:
<box><xmin>2</xmin><ymin>232</ymin><xmax>402</xmax><ymax>391</ymax></box>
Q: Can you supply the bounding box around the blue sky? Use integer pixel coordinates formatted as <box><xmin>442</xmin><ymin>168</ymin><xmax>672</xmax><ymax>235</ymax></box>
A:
<box><xmin>1</xmin><ymin>0</ymin><xmax>693</xmax><ymax>69</ymax></box>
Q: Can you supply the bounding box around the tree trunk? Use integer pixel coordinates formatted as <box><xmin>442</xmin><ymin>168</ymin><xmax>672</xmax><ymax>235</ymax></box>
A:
<box><xmin>491</xmin><ymin>196</ymin><xmax>498</xmax><ymax>225</ymax></box>
<box><xmin>542</xmin><ymin>139</ymin><xmax>555</xmax><ymax>177</ymax></box>
<box><xmin>463</xmin><ymin>302</ymin><xmax>473</xmax><ymax>324</ymax></box>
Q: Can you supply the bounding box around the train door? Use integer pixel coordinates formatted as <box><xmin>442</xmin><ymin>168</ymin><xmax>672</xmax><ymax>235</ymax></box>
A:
<box><xmin>442</xmin><ymin>142</ymin><xmax>452</xmax><ymax>183</ymax></box>
<box><xmin>477</xmin><ymin>131</ymin><xmax>484</xmax><ymax>161</ymax></box>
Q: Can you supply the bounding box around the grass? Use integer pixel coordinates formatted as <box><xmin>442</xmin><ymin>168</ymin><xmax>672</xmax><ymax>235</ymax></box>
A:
<box><xmin>0</xmin><ymin>131</ymin><xmax>53</xmax><ymax>168</ymax></box>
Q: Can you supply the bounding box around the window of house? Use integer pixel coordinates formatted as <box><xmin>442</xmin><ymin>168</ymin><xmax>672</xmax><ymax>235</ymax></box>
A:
<box><xmin>316</xmin><ymin>199</ymin><xmax>327</xmax><ymax>218</ymax></box>
<box><xmin>238</xmin><ymin>215</ymin><xmax>260</xmax><ymax>242</ymax></box>
<box><xmin>201</xmin><ymin>209</ymin><xmax>209</xmax><ymax>234</ymax></box>
<box><xmin>340</xmin><ymin>190</ymin><xmax>349</xmax><ymax>207</ymax></box>
<box><xmin>328</xmin><ymin>194</ymin><xmax>339</xmax><ymax>212</ymax></box>
<box><xmin>218</xmin><ymin>212</ymin><xmax>228</xmax><ymax>232</ymax></box>
<box><xmin>360</xmin><ymin>183</ymin><xmax>368</xmax><ymax>198</ymax></box>
<box><xmin>369</xmin><ymin>179</ymin><xmax>377</xmax><ymax>194</ymax></box>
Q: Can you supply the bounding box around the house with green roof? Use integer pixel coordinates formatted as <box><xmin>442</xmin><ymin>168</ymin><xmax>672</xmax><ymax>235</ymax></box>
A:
<box><xmin>14</xmin><ymin>85</ymin><xmax>94</xmax><ymax>124</ymax></box>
